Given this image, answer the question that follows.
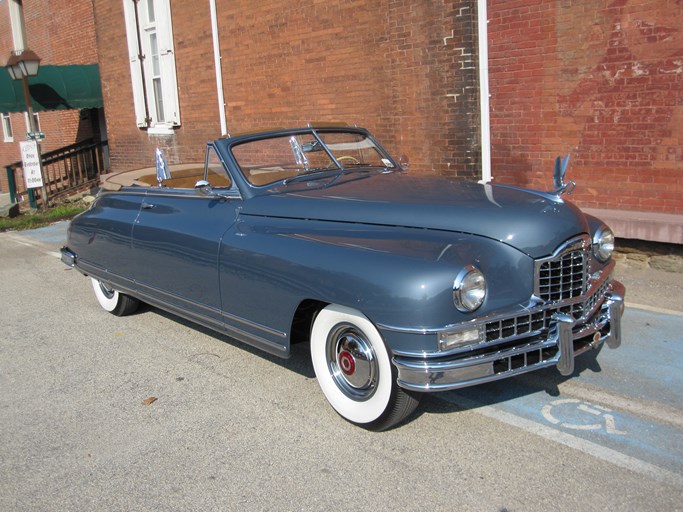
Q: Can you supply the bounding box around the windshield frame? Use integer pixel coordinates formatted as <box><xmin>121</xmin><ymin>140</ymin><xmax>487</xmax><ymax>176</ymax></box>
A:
<box><xmin>217</xmin><ymin>126</ymin><xmax>399</xmax><ymax>196</ymax></box>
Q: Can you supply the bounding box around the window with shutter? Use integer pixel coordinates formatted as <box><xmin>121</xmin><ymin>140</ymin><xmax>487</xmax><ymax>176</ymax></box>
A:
<box><xmin>122</xmin><ymin>0</ymin><xmax>181</xmax><ymax>133</ymax></box>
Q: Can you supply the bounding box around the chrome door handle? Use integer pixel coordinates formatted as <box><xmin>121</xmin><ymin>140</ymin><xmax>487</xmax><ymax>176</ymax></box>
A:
<box><xmin>141</xmin><ymin>202</ymin><xmax>156</xmax><ymax>209</ymax></box>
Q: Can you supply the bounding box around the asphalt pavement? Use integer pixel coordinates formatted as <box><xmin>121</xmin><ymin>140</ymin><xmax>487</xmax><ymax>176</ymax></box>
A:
<box><xmin>1</xmin><ymin>221</ymin><xmax>682</xmax><ymax>511</ymax></box>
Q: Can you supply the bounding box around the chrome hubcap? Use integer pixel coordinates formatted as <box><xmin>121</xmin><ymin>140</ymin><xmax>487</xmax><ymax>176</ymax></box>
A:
<box><xmin>98</xmin><ymin>281</ymin><xmax>115</xmax><ymax>300</ymax></box>
<box><xmin>327</xmin><ymin>323</ymin><xmax>378</xmax><ymax>401</ymax></box>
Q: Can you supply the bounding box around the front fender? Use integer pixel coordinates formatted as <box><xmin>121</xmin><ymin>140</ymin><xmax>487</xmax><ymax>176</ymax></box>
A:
<box><xmin>219</xmin><ymin>216</ymin><xmax>534</xmax><ymax>341</ymax></box>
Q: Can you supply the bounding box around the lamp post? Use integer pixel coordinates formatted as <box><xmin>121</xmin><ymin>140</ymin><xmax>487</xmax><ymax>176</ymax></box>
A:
<box><xmin>5</xmin><ymin>49</ymin><xmax>48</xmax><ymax>210</ymax></box>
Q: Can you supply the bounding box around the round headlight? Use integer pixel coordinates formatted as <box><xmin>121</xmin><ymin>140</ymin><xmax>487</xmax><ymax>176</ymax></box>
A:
<box><xmin>593</xmin><ymin>227</ymin><xmax>615</xmax><ymax>262</ymax></box>
<box><xmin>453</xmin><ymin>265</ymin><xmax>487</xmax><ymax>312</ymax></box>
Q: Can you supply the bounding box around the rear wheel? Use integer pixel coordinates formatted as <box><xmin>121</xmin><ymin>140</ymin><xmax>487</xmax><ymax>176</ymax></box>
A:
<box><xmin>310</xmin><ymin>304</ymin><xmax>420</xmax><ymax>431</ymax></box>
<box><xmin>91</xmin><ymin>278</ymin><xmax>139</xmax><ymax>316</ymax></box>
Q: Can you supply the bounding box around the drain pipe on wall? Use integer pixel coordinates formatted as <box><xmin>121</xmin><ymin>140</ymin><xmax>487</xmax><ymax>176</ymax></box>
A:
<box><xmin>478</xmin><ymin>0</ymin><xmax>492</xmax><ymax>183</ymax></box>
<box><xmin>210</xmin><ymin>0</ymin><xmax>228</xmax><ymax>136</ymax></box>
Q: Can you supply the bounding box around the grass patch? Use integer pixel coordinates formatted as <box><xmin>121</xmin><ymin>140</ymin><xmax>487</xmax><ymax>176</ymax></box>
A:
<box><xmin>0</xmin><ymin>203</ymin><xmax>87</xmax><ymax>232</ymax></box>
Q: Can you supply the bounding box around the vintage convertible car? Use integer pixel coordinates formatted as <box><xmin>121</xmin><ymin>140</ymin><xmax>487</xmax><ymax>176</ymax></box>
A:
<box><xmin>61</xmin><ymin>125</ymin><xmax>625</xmax><ymax>430</ymax></box>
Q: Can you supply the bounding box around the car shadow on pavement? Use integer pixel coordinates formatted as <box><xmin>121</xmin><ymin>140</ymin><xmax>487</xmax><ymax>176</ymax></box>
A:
<box><xmin>145</xmin><ymin>304</ymin><xmax>606</xmax><ymax>425</ymax></box>
<box><xmin>148</xmin><ymin>305</ymin><xmax>317</xmax><ymax>379</ymax></box>
<box><xmin>418</xmin><ymin>347</ymin><xmax>605</xmax><ymax>417</ymax></box>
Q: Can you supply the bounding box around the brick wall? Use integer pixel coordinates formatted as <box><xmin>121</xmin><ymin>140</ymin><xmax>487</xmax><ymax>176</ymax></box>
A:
<box><xmin>93</xmin><ymin>0</ymin><xmax>480</xmax><ymax>178</ymax></box>
<box><xmin>91</xmin><ymin>0</ymin><xmax>220</xmax><ymax>170</ymax></box>
<box><xmin>0</xmin><ymin>0</ymin><xmax>99</xmax><ymax>197</ymax></box>
<box><xmin>488</xmin><ymin>0</ymin><xmax>683</xmax><ymax>214</ymax></box>
<box><xmin>0</xmin><ymin>4</ymin><xmax>12</xmax><ymax>52</ymax></box>
<box><xmin>22</xmin><ymin>0</ymin><xmax>99</xmax><ymax>64</ymax></box>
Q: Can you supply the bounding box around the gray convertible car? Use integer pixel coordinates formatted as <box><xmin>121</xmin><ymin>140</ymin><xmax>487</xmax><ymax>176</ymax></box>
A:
<box><xmin>61</xmin><ymin>125</ymin><xmax>625</xmax><ymax>430</ymax></box>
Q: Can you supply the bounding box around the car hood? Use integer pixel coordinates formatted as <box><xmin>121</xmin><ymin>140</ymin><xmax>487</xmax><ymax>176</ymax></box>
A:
<box><xmin>241</xmin><ymin>172</ymin><xmax>589</xmax><ymax>258</ymax></box>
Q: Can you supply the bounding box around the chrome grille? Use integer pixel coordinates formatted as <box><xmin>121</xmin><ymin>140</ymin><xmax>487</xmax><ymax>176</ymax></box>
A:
<box><xmin>536</xmin><ymin>243</ymin><xmax>587</xmax><ymax>302</ymax></box>
<box><xmin>492</xmin><ymin>345</ymin><xmax>558</xmax><ymax>374</ymax></box>
<box><xmin>571</xmin><ymin>279</ymin><xmax>609</xmax><ymax>322</ymax></box>
<box><xmin>485</xmin><ymin>280</ymin><xmax>608</xmax><ymax>345</ymax></box>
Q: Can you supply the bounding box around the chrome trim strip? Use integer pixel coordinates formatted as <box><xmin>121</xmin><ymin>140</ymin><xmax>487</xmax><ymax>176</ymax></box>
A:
<box><xmin>77</xmin><ymin>259</ymin><xmax>288</xmax><ymax>344</ymax></box>
<box><xmin>394</xmin><ymin>353</ymin><xmax>559</xmax><ymax>392</ymax></box>
<box><xmin>76</xmin><ymin>260</ymin><xmax>137</xmax><ymax>292</ymax></box>
<box><xmin>133</xmin><ymin>288</ymin><xmax>289</xmax><ymax>355</ymax></box>
<box><xmin>134</xmin><ymin>283</ymin><xmax>288</xmax><ymax>339</ymax></box>
<box><xmin>221</xmin><ymin>310</ymin><xmax>288</xmax><ymax>339</ymax></box>
<box><xmin>396</xmin><ymin>338</ymin><xmax>558</xmax><ymax>374</ymax></box>
<box><xmin>143</xmin><ymin>187</ymin><xmax>242</xmax><ymax>200</ymax></box>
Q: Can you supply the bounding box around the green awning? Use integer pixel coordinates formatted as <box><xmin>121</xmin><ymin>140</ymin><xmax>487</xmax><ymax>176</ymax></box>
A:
<box><xmin>0</xmin><ymin>64</ymin><xmax>103</xmax><ymax>113</ymax></box>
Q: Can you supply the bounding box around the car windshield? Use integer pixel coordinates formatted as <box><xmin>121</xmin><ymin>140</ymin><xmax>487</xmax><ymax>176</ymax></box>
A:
<box><xmin>230</xmin><ymin>130</ymin><xmax>395</xmax><ymax>187</ymax></box>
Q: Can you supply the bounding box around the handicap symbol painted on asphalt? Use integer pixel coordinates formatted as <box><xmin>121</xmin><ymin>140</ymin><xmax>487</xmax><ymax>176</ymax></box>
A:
<box><xmin>541</xmin><ymin>398</ymin><xmax>627</xmax><ymax>435</ymax></box>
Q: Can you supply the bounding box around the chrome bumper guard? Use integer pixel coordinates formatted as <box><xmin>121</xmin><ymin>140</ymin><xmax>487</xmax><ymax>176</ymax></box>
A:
<box><xmin>394</xmin><ymin>280</ymin><xmax>625</xmax><ymax>392</ymax></box>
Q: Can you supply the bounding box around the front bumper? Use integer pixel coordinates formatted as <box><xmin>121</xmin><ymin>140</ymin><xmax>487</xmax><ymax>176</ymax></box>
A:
<box><xmin>393</xmin><ymin>279</ymin><xmax>625</xmax><ymax>392</ymax></box>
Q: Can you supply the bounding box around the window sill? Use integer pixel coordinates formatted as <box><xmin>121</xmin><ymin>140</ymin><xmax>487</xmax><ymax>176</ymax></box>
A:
<box><xmin>147</xmin><ymin>125</ymin><xmax>177</xmax><ymax>136</ymax></box>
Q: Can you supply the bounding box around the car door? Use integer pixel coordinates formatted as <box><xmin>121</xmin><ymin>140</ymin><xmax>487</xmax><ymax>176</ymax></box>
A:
<box><xmin>131</xmin><ymin>147</ymin><xmax>241</xmax><ymax>329</ymax></box>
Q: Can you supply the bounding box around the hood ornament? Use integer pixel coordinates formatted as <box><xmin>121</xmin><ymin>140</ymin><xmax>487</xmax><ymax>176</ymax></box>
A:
<box><xmin>549</xmin><ymin>153</ymin><xmax>575</xmax><ymax>196</ymax></box>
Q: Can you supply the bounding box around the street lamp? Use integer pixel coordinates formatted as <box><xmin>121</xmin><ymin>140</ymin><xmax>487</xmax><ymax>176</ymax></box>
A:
<box><xmin>5</xmin><ymin>49</ymin><xmax>48</xmax><ymax>210</ymax></box>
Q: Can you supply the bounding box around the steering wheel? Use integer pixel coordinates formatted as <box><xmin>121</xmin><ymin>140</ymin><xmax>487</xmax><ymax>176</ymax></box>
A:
<box><xmin>328</xmin><ymin>155</ymin><xmax>361</xmax><ymax>168</ymax></box>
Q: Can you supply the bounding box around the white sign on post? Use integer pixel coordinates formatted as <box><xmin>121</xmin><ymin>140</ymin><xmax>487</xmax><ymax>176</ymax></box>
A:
<box><xmin>20</xmin><ymin>140</ymin><xmax>44</xmax><ymax>189</ymax></box>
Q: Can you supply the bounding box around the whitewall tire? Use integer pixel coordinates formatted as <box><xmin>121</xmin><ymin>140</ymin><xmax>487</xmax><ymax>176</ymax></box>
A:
<box><xmin>310</xmin><ymin>304</ymin><xmax>420</xmax><ymax>431</ymax></box>
<box><xmin>91</xmin><ymin>278</ymin><xmax>139</xmax><ymax>316</ymax></box>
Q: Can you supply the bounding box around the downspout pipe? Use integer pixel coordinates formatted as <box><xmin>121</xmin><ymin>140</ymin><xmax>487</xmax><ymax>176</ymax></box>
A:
<box><xmin>209</xmin><ymin>0</ymin><xmax>228</xmax><ymax>136</ymax></box>
<box><xmin>478</xmin><ymin>0</ymin><xmax>492</xmax><ymax>183</ymax></box>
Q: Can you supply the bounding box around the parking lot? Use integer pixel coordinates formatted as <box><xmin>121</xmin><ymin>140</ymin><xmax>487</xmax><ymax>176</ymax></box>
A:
<box><xmin>1</xmin><ymin>222</ymin><xmax>682</xmax><ymax>511</ymax></box>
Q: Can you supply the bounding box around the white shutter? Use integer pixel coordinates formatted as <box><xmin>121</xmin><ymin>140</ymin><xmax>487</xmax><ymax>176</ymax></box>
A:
<box><xmin>155</xmin><ymin>0</ymin><xmax>181</xmax><ymax>126</ymax></box>
<box><xmin>122</xmin><ymin>0</ymin><xmax>149</xmax><ymax>127</ymax></box>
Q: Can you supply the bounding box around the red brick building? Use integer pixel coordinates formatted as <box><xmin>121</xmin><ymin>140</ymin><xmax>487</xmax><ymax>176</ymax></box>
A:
<box><xmin>0</xmin><ymin>0</ymin><xmax>106</xmax><ymax>205</ymax></box>
<box><xmin>488</xmin><ymin>0</ymin><xmax>683</xmax><ymax>242</ymax></box>
<box><xmin>92</xmin><ymin>0</ymin><xmax>481</xmax><ymax>180</ymax></box>
<box><xmin>6</xmin><ymin>1</ymin><xmax>679</xmax><ymax>242</ymax></box>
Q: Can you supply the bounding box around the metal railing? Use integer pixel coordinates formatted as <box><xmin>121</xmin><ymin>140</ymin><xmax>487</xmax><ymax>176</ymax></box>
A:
<box><xmin>4</xmin><ymin>138</ymin><xmax>108</xmax><ymax>209</ymax></box>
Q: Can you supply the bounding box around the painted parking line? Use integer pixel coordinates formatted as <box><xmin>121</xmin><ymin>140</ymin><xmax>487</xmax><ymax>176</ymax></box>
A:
<box><xmin>11</xmin><ymin>220</ymin><xmax>69</xmax><ymax>246</ymax></box>
<box><xmin>4</xmin><ymin>221</ymin><xmax>68</xmax><ymax>258</ymax></box>
<box><xmin>439</xmin><ymin>390</ymin><xmax>683</xmax><ymax>490</ymax></box>
<box><xmin>5</xmin><ymin>232</ymin><xmax>62</xmax><ymax>258</ymax></box>
<box><xmin>489</xmin><ymin>387</ymin><xmax>683</xmax><ymax>473</ymax></box>
<box><xmin>438</xmin><ymin>307</ymin><xmax>683</xmax><ymax>489</ymax></box>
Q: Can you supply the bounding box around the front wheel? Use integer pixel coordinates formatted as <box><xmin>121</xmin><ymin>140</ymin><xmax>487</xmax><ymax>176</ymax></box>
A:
<box><xmin>310</xmin><ymin>304</ymin><xmax>420</xmax><ymax>431</ymax></box>
<box><xmin>91</xmin><ymin>278</ymin><xmax>139</xmax><ymax>316</ymax></box>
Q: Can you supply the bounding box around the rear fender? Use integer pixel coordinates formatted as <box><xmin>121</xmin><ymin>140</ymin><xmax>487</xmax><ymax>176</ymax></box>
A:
<box><xmin>66</xmin><ymin>191</ymin><xmax>145</xmax><ymax>288</ymax></box>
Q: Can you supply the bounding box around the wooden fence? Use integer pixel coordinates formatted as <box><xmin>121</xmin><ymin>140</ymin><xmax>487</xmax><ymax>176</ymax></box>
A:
<box><xmin>4</xmin><ymin>138</ymin><xmax>108</xmax><ymax>209</ymax></box>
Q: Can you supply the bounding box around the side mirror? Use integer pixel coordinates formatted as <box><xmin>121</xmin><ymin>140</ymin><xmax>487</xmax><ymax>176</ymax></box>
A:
<box><xmin>194</xmin><ymin>180</ymin><xmax>213</xmax><ymax>195</ymax></box>
<box><xmin>399</xmin><ymin>154</ymin><xmax>410</xmax><ymax>171</ymax></box>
